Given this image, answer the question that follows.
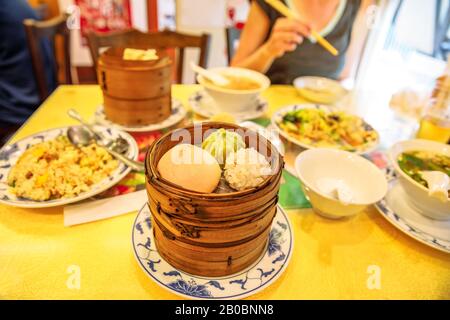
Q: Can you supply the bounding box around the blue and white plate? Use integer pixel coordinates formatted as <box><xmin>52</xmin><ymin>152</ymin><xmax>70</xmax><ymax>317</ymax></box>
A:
<box><xmin>271</xmin><ymin>104</ymin><xmax>379</xmax><ymax>154</ymax></box>
<box><xmin>132</xmin><ymin>204</ymin><xmax>293</xmax><ymax>299</ymax></box>
<box><xmin>95</xmin><ymin>99</ymin><xmax>187</xmax><ymax>132</ymax></box>
<box><xmin>0</xmin><ymin>126</ymin><xmax>138</xmax><ymax>208</ymax></box>
<box><xmin>189</xmin><ymin>90</ymin><xmax>268</xmax><ymax>121</ymax></box>
<box><xmin>375</xmin><ymin>168</ymin><xmax>450</xmax><ymax>254</ymax></box>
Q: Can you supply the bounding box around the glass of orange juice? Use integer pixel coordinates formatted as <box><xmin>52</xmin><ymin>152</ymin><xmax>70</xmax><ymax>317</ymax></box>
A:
<box><xmin>416</xmin><ymin>111</ymin><xmax>450</xmax><ymax>143</ymax></box>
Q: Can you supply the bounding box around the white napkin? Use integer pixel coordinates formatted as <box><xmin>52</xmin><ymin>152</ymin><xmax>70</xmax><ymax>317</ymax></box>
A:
<box><xmin>316</xmin><ymin>177</ymin><xmax>354</xmax><ymax>205</ymax></box>
<box><xmin>63</xmin><ymin>189</ymin><xmax>148</xmax><ymax>227</ymax></box>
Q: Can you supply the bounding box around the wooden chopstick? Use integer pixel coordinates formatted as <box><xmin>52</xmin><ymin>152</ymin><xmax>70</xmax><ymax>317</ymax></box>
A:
<box><xmin>264</xmin><ymin>0</ymin><xmax>339</xmax><ymax>56</ymax></box>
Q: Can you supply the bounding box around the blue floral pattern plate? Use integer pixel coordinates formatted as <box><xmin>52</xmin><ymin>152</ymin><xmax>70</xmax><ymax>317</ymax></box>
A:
<box><xmin>0</xmin><ymin>126</ymin><xmax>138</xmax><ymax>208</ymax></box>
<box><xmin>271</xmin><ymin>104</ymin><xmax>379</xmax><ymax>154</ymax></box>
<box><xmin>375</xmin><ymin>168</ymin><xmax>450</xmax><ymax>254</ymax></box>
<box><xmin>94</xmin><ymin>99</ymin><xmax>187</xmax><ymax>132</ymax></box>
<box><xmin>189</xmin><ymin>90</ymin><xmax>268</xmax><ymax>121</ymax></box>
<box><xmin>132</xmin><ymin>204</ymin><xmax>293</xmax><ymax>299</ymax></box>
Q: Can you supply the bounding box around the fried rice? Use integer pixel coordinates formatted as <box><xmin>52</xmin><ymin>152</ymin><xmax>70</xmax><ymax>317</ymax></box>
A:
<box><xmin>7</xmin><ymin>136</ymin><xmax>119</xmax><ymax>201</ymax></box>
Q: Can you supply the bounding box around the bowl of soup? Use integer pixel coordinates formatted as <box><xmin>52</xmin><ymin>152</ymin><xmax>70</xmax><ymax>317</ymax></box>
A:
<box><xmin>389</xmin><ymin>139</ymin><xmax>450</xmax><ymax>220</ymax></box>
<box><xmin>197</xmin><ymin>67</ymin><xmax>270</xmax><ymax>114</ymax></box>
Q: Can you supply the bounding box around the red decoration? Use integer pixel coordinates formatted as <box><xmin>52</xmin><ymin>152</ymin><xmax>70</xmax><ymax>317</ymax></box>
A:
<box><xmin>75</xmin><ymin>0</ymin><xmax>132</xmax><ymax>46</ymax></box>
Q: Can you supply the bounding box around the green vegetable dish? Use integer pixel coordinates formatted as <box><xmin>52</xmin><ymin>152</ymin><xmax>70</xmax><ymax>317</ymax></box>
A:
<box><xmin>398</xmin><ymin>150</ymin><xmax>450</xmax><ymax>196</ymax></box>
<box><xmin>278</xmin><ymin>108</ymin><xmax>378</xmax><ymax>152</ymax></box>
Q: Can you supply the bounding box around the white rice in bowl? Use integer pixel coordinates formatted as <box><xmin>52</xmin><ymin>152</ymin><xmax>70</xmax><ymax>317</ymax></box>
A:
<box><xmin>7</xmin><ymin>136</ymin><xmax>118</xmax><ymax>201</ymax></box>
<box><xmin>224</xmin><ymin>148</ymin><xmax>272</xmax><ymax>191</ymax></box>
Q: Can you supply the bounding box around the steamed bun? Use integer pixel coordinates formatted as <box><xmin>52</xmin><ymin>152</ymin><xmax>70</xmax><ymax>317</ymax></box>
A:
<box><xmin>157</xmin><ymin>144</ymin><xmax>221</xmax><ymax>193</ymax></box>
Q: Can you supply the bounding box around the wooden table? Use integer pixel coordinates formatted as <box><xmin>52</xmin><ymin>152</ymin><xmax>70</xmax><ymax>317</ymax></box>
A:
<box><xmin>0</xmin><ymin>85</ymin><xmax>449</xmax><ymax>299</ymax></box>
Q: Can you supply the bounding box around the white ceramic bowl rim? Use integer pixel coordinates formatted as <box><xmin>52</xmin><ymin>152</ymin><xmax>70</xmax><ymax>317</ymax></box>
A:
<box><xmin>295</xmin><ymin>148</ymin><xmax>388</xmax><ymax>205</ymax></box>
<box><xmin>293</xmin><ymin>76</ymin><xmax>345</xmax><ymax>91</ymax></box>
<box><xmin>388</xmin><ymin>139</ymin><xmax>450</xmax><ymax>202</ymax></box>
<box><xmin>197</xmin><ymin>67</ymin><xmax>271</xmax><ymax>94</ymax></box>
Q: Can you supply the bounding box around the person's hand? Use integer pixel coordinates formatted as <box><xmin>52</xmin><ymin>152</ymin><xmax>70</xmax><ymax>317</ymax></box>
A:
<box><xmin>263</xmin><ymin>18</ymin><xmax>310</xmax><ymax>58</ymax></box>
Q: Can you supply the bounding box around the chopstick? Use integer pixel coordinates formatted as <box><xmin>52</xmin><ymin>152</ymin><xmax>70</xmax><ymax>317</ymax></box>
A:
<box><xmin>264</xmin><ymin>0</ymin><xmax>339</xmax><ymax>56</ymax></box>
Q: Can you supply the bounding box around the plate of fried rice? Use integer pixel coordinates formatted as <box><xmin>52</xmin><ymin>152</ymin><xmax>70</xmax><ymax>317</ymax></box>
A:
<box><xmin>0</xmin><ymin>126</ymin><xmax>138</xmax><ymax>208</ymax></box>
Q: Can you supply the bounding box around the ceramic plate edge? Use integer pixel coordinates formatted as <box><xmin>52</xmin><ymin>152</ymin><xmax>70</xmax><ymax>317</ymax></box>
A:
<box><xmin>271</xmin><ymin>104</ymin><xmax>379</xmax><ymax>154</ymax></box>
<box><xmin>95</xmin><ymin>99</ymin><xmax>186</xmax><ymax>132</ymax></box>
<box><xmin>131</xmin><ymin>204</ymin><xmax>294</xmax><ymax>300</ymax></box>
<box><xmin>374</xmin><ymin>178</ymin><xmax>450</xmax><ymax>254</ymax></box>
<box><xmin>0</xmin><ymin>126</ymin><xmax>139</xmax><ymax>208</ymax></box>
<box><xmin>188</xmin><ymin>90</ymin><xmax>268</xmax><ymax>120</ymax></box>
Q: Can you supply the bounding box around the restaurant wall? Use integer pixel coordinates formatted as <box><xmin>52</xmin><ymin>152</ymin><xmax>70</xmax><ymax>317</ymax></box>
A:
<box><xmin>176</xmin><ymin>0</ymin><xmax>228</xmax><ymax>84</ymax></box>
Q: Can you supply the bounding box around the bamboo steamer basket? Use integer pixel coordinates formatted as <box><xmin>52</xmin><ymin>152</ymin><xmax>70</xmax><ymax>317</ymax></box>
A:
<box><xmin>97</xmin><ymin>47</ymin><xmax>172</xmax><ymax>126</ymax></box>
<box><xmin>145</xmin><ymin>122</ymin><xmax>284</xmax><ymax>276</ymax></box>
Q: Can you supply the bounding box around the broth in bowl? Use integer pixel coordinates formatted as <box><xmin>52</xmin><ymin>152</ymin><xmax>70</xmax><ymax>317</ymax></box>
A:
<box><xmin>389</xmin><ymin>139</ymin><xmax>450</xmax><ymax>220</ymax></box>
<box><xmin>205</xmin><ymin>74</ymin><xmax>261</xmax><ymax>91</ymax></box>
<box><xmin>397</xmin><ymin>150</ymin><xmax>450</xmax><ymax>197</ymax></box>
<box><xmin>197</xmin><ymin>67</ymin><xmax>270</xmax><ymax>114</ymax></box>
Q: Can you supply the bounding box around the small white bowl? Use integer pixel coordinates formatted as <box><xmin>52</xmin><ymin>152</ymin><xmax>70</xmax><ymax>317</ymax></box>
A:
<box><xmin>197</xmin><ymin>67</ymin><xmax>270</xmax><ymax>114</ymax></box>
<box><xmin>389</xmin><ymin>139</ymin><xmax>450</xmax><ymax>220</ymax></box>
<box><xmin>293</xmin><ymin>76</ymin><xmax>348</xmax><ymax>105</ymax></box>
<box><xmin>295</xmin><ymin>149</ymin><xmax>388</xmax><ymax>219</ymax></box>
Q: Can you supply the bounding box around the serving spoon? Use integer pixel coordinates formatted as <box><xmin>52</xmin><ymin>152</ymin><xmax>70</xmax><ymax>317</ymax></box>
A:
<box><xmin>68</xmin><ymin>109</ymin><xmax>105</xmax><ymax>142</ymax></box>
<box><xmin>68</xmin><ymin>108</ymin><xmax>132</xmax><ymax>153</ymax></box>
<box><xmin>190</xmin><ymin>62</ymin><xmax>230</xmax><ymax>87</ymax></box>
<box><xmin>67</xmin><ymin>126</ymin><xmax>144</xmax><ymax>172</ymax></box>
<box><xmin>420</xmin><ymin>171</ymin><xmax>449</xmax><ymax>202</ymax></box>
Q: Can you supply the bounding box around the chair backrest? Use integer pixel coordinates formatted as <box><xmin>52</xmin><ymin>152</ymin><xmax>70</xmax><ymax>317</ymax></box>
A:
<box><xmin>24</xmin><ymin>13</ymin><xmax>71</xmax><ymax>102</ymax></box>
<box><xmin>87</xmin><ymin>29</ymin><xmax>210</xmax><ymax>83</ymax></box>
<box><xmin>225</xmin><ymin>27</ymin><xmax>242</xmax><ymax>64</ymax></box>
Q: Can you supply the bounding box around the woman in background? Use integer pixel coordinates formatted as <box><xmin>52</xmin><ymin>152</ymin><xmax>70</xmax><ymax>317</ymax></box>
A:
<box><xmin>0</xmin><ymin>0</ymin><xmax>56</xmax><ymax>145</ymax></box>
<box><xmin>231</xmin><ymin>0</ymin><xmax>373</xmax><ymax>84</ymax></box>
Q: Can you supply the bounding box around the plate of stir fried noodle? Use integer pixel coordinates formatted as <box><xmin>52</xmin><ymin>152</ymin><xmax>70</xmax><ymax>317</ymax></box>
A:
<box><xmin>272</xmin><ymin>104</ymin><xmax>379</xmax><ymax>154</ymax></box>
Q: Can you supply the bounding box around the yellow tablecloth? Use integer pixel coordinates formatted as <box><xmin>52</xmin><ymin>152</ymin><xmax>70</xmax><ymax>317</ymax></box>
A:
<box><xmin>0</xmin><ymin>85</ymin><xmax>449</xmax><ymax>300</ymax></box>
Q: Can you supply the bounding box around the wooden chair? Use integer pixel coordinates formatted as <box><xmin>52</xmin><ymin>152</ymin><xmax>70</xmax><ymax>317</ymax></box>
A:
<box><xmin>24</xmin><ymin>13</ymin><xmax>72</xmax><ymax>102</ymax></box>
<box><xmin>87</xmin><ymin>29</ymin><xmax>210</xmax><ymax>83</ymax></box>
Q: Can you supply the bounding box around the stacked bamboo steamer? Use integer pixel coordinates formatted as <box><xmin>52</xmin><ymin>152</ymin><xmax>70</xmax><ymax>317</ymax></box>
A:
<box><xmin>97</xmin><ymin>47</ymin><xmax>172</xmax><ymax>126</ymax></box>
<box><xmin>145</xmin><ymin>123</ymin><xmax>284</xmax><ymax>277</ymax></box>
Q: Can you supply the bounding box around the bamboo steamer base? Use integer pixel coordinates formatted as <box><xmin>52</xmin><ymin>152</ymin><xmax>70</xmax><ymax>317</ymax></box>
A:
<box><xmin>148</xmin><ymin>199</ymin><xmax>278</xmax><ymax>245</ymax></box>
<box><xmin>103</xmin><ymin>93</ymin><xmax>171</xmax><ymax>126</ymax></box>
<box><xmin>154</xmin><ymin>224</ymin><xmax>270</xmax><ymax>277</ymax></box>
<box><xmin>153</xmin><ymin>219</ymin><xmax>272</xmax><ymax>262</ymax></box>
<box><xmin>145</xmin><ymin>123</ymin><xmax>284</xmax><ymax>278</ymax></box>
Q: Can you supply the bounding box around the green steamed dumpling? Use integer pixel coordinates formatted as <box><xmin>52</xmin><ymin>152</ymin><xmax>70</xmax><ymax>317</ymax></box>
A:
<box><xmin>202</xmin><ymin>129</ymin><xmax>245</xmax><ymax>165</ymax></box>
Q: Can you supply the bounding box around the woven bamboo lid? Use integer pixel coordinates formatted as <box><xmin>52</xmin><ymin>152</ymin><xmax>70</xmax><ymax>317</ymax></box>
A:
<box><xmin>98</xmin><ymin>46</ymin><xmax>172</xmax><ymax>71</ymax></box>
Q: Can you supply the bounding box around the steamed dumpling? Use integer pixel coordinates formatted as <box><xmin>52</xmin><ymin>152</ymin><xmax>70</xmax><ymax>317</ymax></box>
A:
<box><xmin>157</xmin><ymin>144</ymin><xmax>221</xmax><ymax>193</ymax></box>
<box><xmin>202</xmin><ymin>128</ymin><xmax>245</xmax><ymax>165</ymax></box>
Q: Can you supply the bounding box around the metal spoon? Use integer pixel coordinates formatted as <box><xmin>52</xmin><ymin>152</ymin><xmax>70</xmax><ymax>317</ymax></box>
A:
<box><xmin>106</xmin><ymin>137</ymin><xmax>129</xmax><ymax>154</ymax></box>
<box><xmin>68</xmin><ymin>109</ymin><xmax>105</xmax><ymax>142</ymax></box>
<box><xmin>67</xmin><ymin>109</ymin><xmax>130</xmax><ymax>154</ymax></box>
<box><xmin>67</xmin><ymin>126</ymin><xmax>144</xmax><ymax>172</ymax></box>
